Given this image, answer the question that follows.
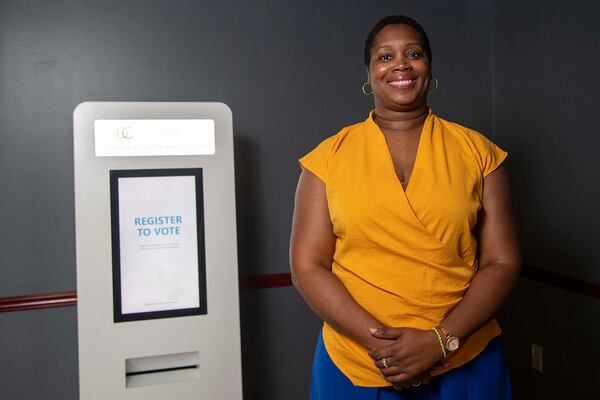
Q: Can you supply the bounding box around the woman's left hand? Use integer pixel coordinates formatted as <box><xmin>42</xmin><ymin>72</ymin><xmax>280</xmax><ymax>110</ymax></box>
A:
<box><xmin>368</xmin><ymin>327</ymin><xmax>443</xmax><ymax>389</ymax></box>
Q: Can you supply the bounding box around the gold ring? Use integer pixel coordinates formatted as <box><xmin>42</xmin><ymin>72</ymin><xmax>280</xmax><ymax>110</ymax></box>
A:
<box><xmin>382</xmin><ymin>357</ymin><xmax>388</xmax><ymax>368</ymax></box>
<box><xmin>411</xmin><ymin>380</ymin><xmax>422</xmax><ymax>387</ymax></box>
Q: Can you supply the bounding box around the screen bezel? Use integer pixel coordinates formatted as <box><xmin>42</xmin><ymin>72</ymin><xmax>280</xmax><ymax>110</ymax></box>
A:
<box><xmin>110</xmin><ymin>168</ymin><xmax>207</xmax><ymax>323</ymax></box>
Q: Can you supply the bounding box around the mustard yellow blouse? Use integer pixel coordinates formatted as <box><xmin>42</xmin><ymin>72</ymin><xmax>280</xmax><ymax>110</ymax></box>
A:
<box><xmin>299</xmin><ymin>110</ymin><xmax>508</xmax><ymax>387</ymax></box>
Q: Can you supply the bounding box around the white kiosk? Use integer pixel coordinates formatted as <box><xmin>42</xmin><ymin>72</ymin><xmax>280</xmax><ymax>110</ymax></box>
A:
<box><xmin>74</xmin><ymin>102</ymin><xmax>243</xmax><ymax>400</ymax></box>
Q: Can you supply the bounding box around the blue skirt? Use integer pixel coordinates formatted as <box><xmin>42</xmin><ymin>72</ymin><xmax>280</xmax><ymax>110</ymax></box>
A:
<box><xmin>310</xmin><ymin>331</ymin><xmax>511</xmax><ymax>400</ymax></box>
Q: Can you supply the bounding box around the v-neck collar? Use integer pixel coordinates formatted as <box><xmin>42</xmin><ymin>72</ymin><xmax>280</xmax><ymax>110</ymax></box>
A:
<box><xmin>365</xmin><ymin>109</ymin><xmax>433</xmax><ymax>199</ymax></box>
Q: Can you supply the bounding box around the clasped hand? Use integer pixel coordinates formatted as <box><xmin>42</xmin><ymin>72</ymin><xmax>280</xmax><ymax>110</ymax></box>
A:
<box><xmin>368</xmin><ymin>327</ymin><xmax>445</xmax><ymax>391</ymax></box>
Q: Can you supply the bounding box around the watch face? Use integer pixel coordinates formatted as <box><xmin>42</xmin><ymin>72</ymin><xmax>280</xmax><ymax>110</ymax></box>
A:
<box><xmin>447</xmin><ymin>337</ymin><xmax>460</xmax><ymax>352</ymax></box>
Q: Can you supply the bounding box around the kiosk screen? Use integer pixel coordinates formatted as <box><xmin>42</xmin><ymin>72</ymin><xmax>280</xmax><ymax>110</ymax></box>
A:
<box><xmin>110</xmin><ymin>169</ymin><xmax>207</xmax><ymax>322</ymax></box>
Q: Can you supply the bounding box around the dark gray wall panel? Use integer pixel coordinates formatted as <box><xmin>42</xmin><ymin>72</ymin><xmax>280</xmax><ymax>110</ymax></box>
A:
<box><xmin>0</xmin><ymin>307</ymin><xmax>78</xmax><ymax>400</ymax></box>
<box><xmin>498</xmin><ymin>279</ymin><xmax>600</xmax><ymax>398</ymax></box>
<box><xmin>493</xmin><ymin>1</ymin><xmax>600</xmax><ymax>398</ymax></box>
<box><xmin>493</xmin><ymin>0</ymin><xmax>600</xmax><ymax>281</ymax></box>
<box><xmin>240</xmin><ymin>287</ymin><xmax>322</xmax><ymax>400</ymax></box>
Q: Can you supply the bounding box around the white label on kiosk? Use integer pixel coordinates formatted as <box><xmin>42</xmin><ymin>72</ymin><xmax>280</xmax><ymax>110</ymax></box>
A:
<box><xmin>110</xmin><ymin>169</ymin><xmax>207</xmax><ymax>322</ymax></box>
<box><xmin>94</xmin><ymin>119</ymin><xmax>215</xmax><ymax>157</ymax></box>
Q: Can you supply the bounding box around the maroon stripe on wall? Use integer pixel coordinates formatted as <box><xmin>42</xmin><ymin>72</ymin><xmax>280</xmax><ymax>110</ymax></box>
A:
<box><xmin>0</xmin><ymin>291</ymin><xmax>77</xmax><ymax>313</ymax></box>
<box><xmin>239</xmin><ymin>272</ymin><xmax>293</xmax><ymax>290</ymax></box>
<box><xmin>520</xmin><ymin>265</ymin><xmax>600</xmax><ymax>299</ymax></box>
<box><xmin>0</xmin><ymin>266</ymin><xmax>598</xmax><ymax>313</ymax></box>
<box><xmin>0</xmin><ymin>274</ymin><xmax>295</xmax><ymax>313</ymax></box>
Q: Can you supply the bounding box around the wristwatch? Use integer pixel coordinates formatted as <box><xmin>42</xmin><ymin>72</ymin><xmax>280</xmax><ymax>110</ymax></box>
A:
<box><xmin>438</xmin><ymin>326</ymin><xmax>460</xmax><ymax>352</ymax></box>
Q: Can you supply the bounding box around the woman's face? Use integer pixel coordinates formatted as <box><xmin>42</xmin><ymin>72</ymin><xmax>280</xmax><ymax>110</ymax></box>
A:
<box><xmin>368</xmin><ymin>24</ymin><xmax>431</xmax><ymax>112</ymax></box>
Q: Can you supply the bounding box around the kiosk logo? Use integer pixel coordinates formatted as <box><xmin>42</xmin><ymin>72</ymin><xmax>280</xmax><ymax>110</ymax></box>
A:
<box><xmin>117</xmin><ymin>126</ymin><xmax>133</xmax><ymax>139</ymax></box>
<box><xmin>95</xmin><ymin>119</ymin><xmax>216</xmax><ymax>157</ymax></box>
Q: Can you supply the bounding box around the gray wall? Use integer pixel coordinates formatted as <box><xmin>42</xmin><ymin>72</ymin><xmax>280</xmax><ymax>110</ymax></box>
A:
<box><xmin>493</xmin><ymin>0</ymin><xmax>600</xmax><ymax>280</ymax></box>
<box><xmin>0</xmin><ymin>0</ymin><xmax>597</xmax><ymax>399</ymax></box>
<box><xmin>493</xmin><ymin>0</ymin><xmax>600</xmax><ymax>397</ymax></box>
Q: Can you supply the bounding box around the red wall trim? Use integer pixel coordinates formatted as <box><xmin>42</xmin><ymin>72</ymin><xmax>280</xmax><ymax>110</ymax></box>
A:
<box><xmin>0</xmin><ymin>266</ymin><xmax>597</xmax><ymax>313</ymax></box>
<box><xmin>0</xmin><ymin>291</ymin><xmax>77</xmax><ymax>313</ymax></box>
<box><xmin>239</xmin><ymin>272</ymin><xmax>293</xmax><ymax>290</ymax></box>
<box><xmin>0</xmin><ymin>274</ymin><xmax>295</xmax><ymax>313</ymax></box>
<box><xmin>520</xmin><ymin>265</ymin><xmax>600</xmax><ymax>299</ymax></box>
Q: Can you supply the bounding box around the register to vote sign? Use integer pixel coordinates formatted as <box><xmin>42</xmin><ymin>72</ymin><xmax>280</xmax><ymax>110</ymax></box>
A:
<box><xmin>117</xmin><ymin>174</ymin><xmax>200</xmax><ymax>315</ymax></box>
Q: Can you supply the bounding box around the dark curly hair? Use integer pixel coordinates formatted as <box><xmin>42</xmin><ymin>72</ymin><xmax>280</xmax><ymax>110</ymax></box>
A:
<box><xmin>364</xmin><ymin>15</ymin><xmax>432</xmax><ymax>67</ymax></box>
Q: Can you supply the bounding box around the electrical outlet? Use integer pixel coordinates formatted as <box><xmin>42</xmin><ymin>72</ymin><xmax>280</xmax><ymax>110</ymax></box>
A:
<box><xmin>531</xmin><ymin>343</ymin><xmax>543</xmax><ymax>373</ymax></box>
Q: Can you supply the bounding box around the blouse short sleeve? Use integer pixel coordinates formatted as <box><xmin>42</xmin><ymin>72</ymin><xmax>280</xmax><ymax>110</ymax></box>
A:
<box><xmin>466</xmin><ymin>130</ymin><xmax>509</xmax><ymax>177</ymax></box>
<box><xmin>298</xmin><ymin>134</ymin><xmax>338</xmax><ymax>183</ymax></box>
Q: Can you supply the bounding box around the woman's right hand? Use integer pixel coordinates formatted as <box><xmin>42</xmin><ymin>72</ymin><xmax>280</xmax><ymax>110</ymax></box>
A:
<box><xmin>368</xmin><ymin>327</ymin><xmax>443</xmax><ymax>389</ymax></box>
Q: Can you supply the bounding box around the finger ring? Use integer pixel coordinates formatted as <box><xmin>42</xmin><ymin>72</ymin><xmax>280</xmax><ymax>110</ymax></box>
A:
<box><xmin>412</xmin><ymin>380</ymin><xmax>422</xmax><ymax>387</ymax></box>
<box><xmin>382</xmin><ymin>357</ymin><xmax>388</xmax><ymax>368</ymax></box>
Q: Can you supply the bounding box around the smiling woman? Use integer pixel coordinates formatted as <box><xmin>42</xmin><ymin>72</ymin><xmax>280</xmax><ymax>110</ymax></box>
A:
<box><xmin>368</xmin><ymin>23</ymin><xmax>431</xmax><ymax>114</ymax></box>
<box><xmin>290</xmin><ymin>15</ymin><xmax>520</xmax><ymax>400</ymax></box>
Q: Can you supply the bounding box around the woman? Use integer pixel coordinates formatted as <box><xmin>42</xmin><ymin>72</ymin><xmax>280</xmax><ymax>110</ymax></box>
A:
<box><xmin>290</xmin><ymin>15</ymin><xmax>521</xmax><ymax>399</ymax></box>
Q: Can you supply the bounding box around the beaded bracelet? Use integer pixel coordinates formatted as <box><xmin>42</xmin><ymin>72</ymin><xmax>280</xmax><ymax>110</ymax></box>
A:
<box><xmin>431</xmin><ymin>327</ymin><xmax>447</xmax><ymax>358</ymax></box>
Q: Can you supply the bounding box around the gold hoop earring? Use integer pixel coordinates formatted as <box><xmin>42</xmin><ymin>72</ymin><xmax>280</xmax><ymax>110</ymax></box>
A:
<box><xmin>362</xmin><ymin>82</ymin><xmax>373</xmax><ymax>96</ymax></box>
<box><xmin>429</xmin><ymin>77</ymin><xmax>439</xmax><ymax>90</ymax></box>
